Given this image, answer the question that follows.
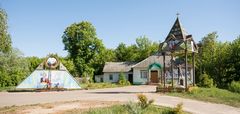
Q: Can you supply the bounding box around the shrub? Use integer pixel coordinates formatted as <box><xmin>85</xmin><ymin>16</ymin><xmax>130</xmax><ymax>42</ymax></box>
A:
<box><xmin>188</xmin><ymin>86</ymin><xmax>199</xmax><ymax>94</ymax></box>
<box><xmin>173</xmin><ymin>102</ymin><xmax>184</xmax><ymax>114</ymax></box>
<box><xmin>81</xmin><ymin>76</ymin><xmax>89</xmax><ymax>84</ymax></box>
<box><xmin>137</xmin><ymin>94</ymin><xmax>154</xmax><ymax>109</ymax></box>
<box><xmin>124</xmin><ymin>101</ymin><xmax>142</xmax><ymax>114</ymax></box>
<box><xmin>228</xmin><ymin>81</ymin><xmax>240</xmax><ymax>93</ymax></box>
<box><xmin>118</xmin><ymin>72</ymin><xmax>131</xmax><ymax>86</ymax></box>
<box><xmin>198</xmin><ymin>73</ymin><xmax>214</xmax><ymax>88</ymax></box>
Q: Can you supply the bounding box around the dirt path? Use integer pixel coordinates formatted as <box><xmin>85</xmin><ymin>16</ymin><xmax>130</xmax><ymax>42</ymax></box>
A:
<box><xmin>0</xmin><ymin>85</ymin><xmax>239</xmax><ymax>114</ymax></box>
<box><xmin>0</xmin><ymin>100</ymin><xmax>120</xmax><ymax>114</ymax></box>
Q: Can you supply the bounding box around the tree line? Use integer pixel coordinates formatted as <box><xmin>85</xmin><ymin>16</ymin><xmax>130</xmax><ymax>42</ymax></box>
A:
<box><xmin>196</xmin><ymin>32</ymin><xmax>240</xmax><ymax>88</ymax></box>
<box><xmin>0</xmin><ymin>8</ymin><xmax>239</xmax><ymax>89</ymax></box>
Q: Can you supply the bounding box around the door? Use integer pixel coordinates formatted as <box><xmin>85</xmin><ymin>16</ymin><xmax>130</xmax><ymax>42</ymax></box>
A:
<box><xmin>128</xmin><ymin>74</ymin><xmax>133</xmax><ymax>84</ymax></box>
<box><xmin>151</xmin><ymin>70</ymin><xmax>158</xmax><ymax>83</ymax></box>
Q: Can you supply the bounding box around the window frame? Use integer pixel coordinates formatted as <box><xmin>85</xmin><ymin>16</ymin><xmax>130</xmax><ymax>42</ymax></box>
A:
<box><xmin>140</xmin><ymin>70</ymin><xmax>148</xmax><ymax>79</ymax></box>
<box><xmin>109</xmin><ymin>74</ymin><xmax>113</xmax><ymax>80</ymax></box>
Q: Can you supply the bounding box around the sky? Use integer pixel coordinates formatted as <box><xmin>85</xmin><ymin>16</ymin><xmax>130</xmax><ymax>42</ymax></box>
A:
<box><xmin>1</xmin><ymin>0</ymin><xmax>240</xmax><ymax>57</ymax></box>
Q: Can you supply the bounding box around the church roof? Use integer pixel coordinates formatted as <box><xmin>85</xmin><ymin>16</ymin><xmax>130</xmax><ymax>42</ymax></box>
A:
<box><xmin>103</xmin><ymin>62</ymin><xmax>137</xmax><ymax>73</ymax></box>
<box><xmin>132</xmin><ymin>53</ymin><xmax>171</xmax><ymax>68</ymax></box>
<box><xmin>160</xmin><ymin>17</ymin><xmax>198</xmax><ymax>53</ymax></box>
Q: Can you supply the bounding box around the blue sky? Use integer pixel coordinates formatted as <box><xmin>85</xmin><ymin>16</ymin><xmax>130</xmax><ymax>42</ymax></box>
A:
<box><xmin>1</xmin><ymin>0</ymin><xmax>240</xmax><ymax>57</ymax></box>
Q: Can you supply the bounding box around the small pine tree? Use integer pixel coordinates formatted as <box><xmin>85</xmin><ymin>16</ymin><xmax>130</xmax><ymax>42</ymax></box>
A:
<box><xmin>118</xmin><ymin>72</ymin><xmax>130</xmax><ymax>85</ymax></box>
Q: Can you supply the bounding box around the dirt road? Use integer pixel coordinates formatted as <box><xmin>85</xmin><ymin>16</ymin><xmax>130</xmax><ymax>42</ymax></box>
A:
<box><xmin>0</xmin><ymin>85</ymin><xmax>239</xmax><ymax>114</ymax></box>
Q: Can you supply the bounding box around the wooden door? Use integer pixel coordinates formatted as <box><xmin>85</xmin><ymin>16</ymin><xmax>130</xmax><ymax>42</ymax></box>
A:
<box><xmin>151</xmin><ymin>71</ymin><xmax>158</xmax><ymax>83</ymax></box>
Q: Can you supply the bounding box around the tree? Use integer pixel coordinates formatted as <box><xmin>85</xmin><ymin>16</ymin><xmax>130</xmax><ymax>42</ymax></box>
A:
<box><xmin>118</xmin><ymin>72</ymin><xmax>130</xmax><ymax>85</ymax></box>
<box><xmin>198</xmin><ymin>73</ymin><xmax>214</xmax><ymax>88</ymax></box>
<box><xmin>115</xmin><ymin>43</ymin><xmax>129</xmax><ymax>61</ymax></box>
<box><xmin>195</xmin><ymin>32</ymin><xmax>240</xmax><ymax>88</ymax></box>
<box><xmin>62</xmin><ymin>21</ymin><xmax>105</xmax><ymax>79</ymax></box>
<box><xmin>0</xmin><ymin>8</ymin><xmax>12</xmax><ymax>53</ymax></box>
<box><xmin>26</xmin><ymin>56</ymin><xmax>43</xmax><ymax>72</ymax></box>
<box><xmin>59</xmin><ymin>56</ymin><xmax>78</xmax><ymax>77</ymax></box>
<box><xmin>115</xmin><ymin>36</ymin><xmax>159</xmax><ymax>62</ymax></box>
<box><xmin>226</xmin><ymin>36</ymin><xmax>240</xmax><ymax>83</ymax></box>
<box><xmin>92</xmin><ymin>48</ymin><xmax>117</xmax><ymax>75</ymax></box>
<box><xmin>135</xmin><ymin>36</ymin><xmax>159</xmax><ymax>61</ymax></box>
<box><xmin>0</xmin><ymin>48</ymin><xmax>29</xmax><ymax>87</ymax></box>
<box><xmin>196</xmin><ymin>32</ymin><xmax>218</xmax><ymax>85</ymax></box>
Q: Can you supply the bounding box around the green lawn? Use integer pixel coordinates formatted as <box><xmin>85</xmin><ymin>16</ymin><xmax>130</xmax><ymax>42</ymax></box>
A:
<box><xmin>80</xmin><ymin>82</ymin><xmax>128</xmax><ymax>90</ymax></box>
<box><xmin>0</xmin><ymin>86</ymin><xmax>15</xmax><ymax>92</ymax></box>
<box><xmin>0</xmin><ymin>83</ymin><xmax>127</xmax><ymax>92</ymax></box>
<box><xmin>167</xmin><ymin>87</ymin><xmax>240</xmax><ymax>107</ymax></box>
<box><xmin>64</xmin><ymin>103</ymin><xmax>187</xmax><ymax>114</ymax></box>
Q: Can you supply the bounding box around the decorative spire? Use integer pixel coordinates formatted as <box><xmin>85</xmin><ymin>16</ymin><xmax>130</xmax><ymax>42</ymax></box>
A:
<box><xmin>176</xmin><ymin>13</ymin><xmax>180</xmax><ymax>17</ymax></box>
<box><xmin>160</xmin><ymin>14</ymin><xmax>198</xmax><ymax>52</ymax></box>
<box><xmin>164</xmin><ymin>15</ymin><xmax>186</xmax><ymax>42</ymax></box>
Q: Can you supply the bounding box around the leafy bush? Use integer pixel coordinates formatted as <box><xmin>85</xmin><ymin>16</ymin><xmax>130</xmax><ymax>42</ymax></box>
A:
<box><xmin>228</xmin><ymin>81</ymin><xmax>240</xmax><ymax>93</ymax></box>
<box><xmin>173</xmin><ymin>102</ymin><xmax>184</xmax><ymax>114</ymax></box>
<box><xmin>198</xmin><ymin>73</ymin><xmax>214</xmax><ymax>88</ymax></box>
<box><xmin>188</xmin><ymin>86</ymin><xmax>199</xmax><ymax>94</ymax></box>
<box><xmin>124</xmin><ymin>101</ymin><xmax>142</xmax><ymax>114</ymax></box>
<box><xmin>168</xmin><ymin>87</ymin><xmax>240</xmax><ymax>107</ymax></box>
<box><xmin>118</xmin><ymin>72</ymin><xmax>131</xmax><ymax>86</ymax></box>
<box><xmin>0</xmin><ymin>49</ymin><xmax>29</xmax><ymax>87</ymax></box>
<box><xmin>81</xmin><ymin>77</ymin><xmax>88</xmax><ymax>84</ymax></box>
<box><xmin>137</xmin><ymin>94</ymin><xmax>154</xmax><ymax>109</ymax></box>
<box><xmin>124</xmin><ymin>94</ymin><xmax>155</xmax><ymax>114</ymax></box>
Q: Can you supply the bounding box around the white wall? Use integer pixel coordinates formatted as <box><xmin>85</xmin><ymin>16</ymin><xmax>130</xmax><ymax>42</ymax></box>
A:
<box><xmin>95</xmin><ymin>75</ymin><xmax>103</xmax><ymax>83</ymax></box>
<box><xmin>133</xmin><ymin>67</ymin><xmax>162</xmax><ymax>85</ymax></box>
<box><xmin>133</xmin><ymin>67</ymin><xmax>148</xmax><ymax>84</ymax></box>
<box><xmin>103</xmin><ymin>72</ymin><xmax>130</xmax><ymax>83</ymax></box>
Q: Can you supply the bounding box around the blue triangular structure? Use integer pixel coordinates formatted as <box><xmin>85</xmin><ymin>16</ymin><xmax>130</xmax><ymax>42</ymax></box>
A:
<box><xmin>16</xmin><ymin>58</ymin><xmax>81</xmax><ymax>89</ymax></box>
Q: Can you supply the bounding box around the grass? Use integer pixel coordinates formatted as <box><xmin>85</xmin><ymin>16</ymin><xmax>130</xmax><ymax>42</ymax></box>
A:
<box><xmin>167</xmin><ymin>87</ymin><xmax>240</xmax><ymax>107</ymax></box>
<box><xmin>63</xmin><ymin>104</ymin><xmax>182</xmax><ymax>114</ymax></box>
<box><xmin>0</xmin><ymin>82</ymin><xmax>126</xmax><ymax>92</ymax></box>
<box><xmin>0</xmin><ymin>86</ymin><xmax>15</xmax><ymax>92</ymax></box>
<box><xmin>80</xmin><ymin>82</ymin><xmax>127</xmax><ymax>90</ymax></box>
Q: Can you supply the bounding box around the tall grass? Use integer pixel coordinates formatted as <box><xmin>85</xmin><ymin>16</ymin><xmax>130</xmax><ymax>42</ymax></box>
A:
<box><xmin>0</xmin><ymin>86</ymin><xmax>15</xmax><ymax>92</ymax></box>
<box><xmin>168</xmin><ymin>87</ymin><xmax>240</xmax><ymax>107</ymax></box>
<box><xmin>78</xmin><ymin>104</ymin><xmax>175</xmax><ymax>114</ymax></box>
<box><xmin>80</xmin><ymin>82</ymin><xmax>126</xmax><ymax>90</ymax></box>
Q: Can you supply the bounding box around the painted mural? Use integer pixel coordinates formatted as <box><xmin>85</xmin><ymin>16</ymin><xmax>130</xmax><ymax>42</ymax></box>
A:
<box><xmin>16</xmin><ymin>57</ymin><xmax>81</xmax><ymax>89</ymax></box>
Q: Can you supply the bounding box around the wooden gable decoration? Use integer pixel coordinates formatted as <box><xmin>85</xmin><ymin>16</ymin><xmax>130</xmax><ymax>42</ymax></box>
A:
<box><xmin>160</xmin><ymin>17</ymin><xmax>198</xmax><ymax>53</ymax></box>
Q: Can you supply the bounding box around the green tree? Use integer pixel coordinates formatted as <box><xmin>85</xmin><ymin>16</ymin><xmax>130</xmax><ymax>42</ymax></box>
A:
<box><xmin>118</xmin><ymin>72</ymin><xmax>130</xmax><ymax>85</ymax></box>
<box><xmin>103</xmin><ymin>49</ymin><xmax>116</xmax><ymax>62</ymax></box>
<box><xmin>26</xmin><ymin>56</ymin><xmax>43</xmax><ymax>72</ymax></box>
<box><xmin>115</xmin><ymin>43</ymin><xmax>129</xmax><ymax>61</ymax></box>
<box><xmin>0</xmin><ymin>8</ymin><xmax>12</xmax><ymax>53</ymax></box>
<box><xmin>198</xmin><ymin>73</ymin><xmax>214</xmax><ymax>88</ymax></box>
<box><xmin>59</xmin><ymin>56</ymin><xmax>78</xmax><ymax>77</ymax></box>
<box><xmin>214</xmin><ymin>42</ymin><xmax>231</xmax><ymax>87</ymax></box>
<box><xmin>135</xmin><ymin>36</ymin><xmax>159</xmax><ymax>61</ymax></box>
<box><xmin>115</xmin><ymin>36</ymin><xmax>158</xmax><ymax>62</ymax></box>
<box><xmin>0</xmin><ymin>48</ymin><xmax>29</xmax><ymax>87</ymax></box>
<box><xmin>62</xmin><ymin>21</ymin><xmax>105</xmax><ymax>79</ymax></box>
<box><xmin>226</xmin><ymin>36</ymin><xmax>240</xmax><ymax>83</ymax></box>
<box><xmin>196</xmin><ymin>32</ymin><xmax>239</xmax><ymax>88</ymax></box>
<box><xmin>196</xmin><ymin>32</ymin><xmax>218</xmax><ymax>85</ymax></box>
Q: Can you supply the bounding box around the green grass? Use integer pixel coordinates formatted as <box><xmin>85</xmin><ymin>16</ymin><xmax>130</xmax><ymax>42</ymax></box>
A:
<box><xmin>80</xmin><ymin>82</ymin><xmax>127</xmax><ymax>90</ymax></box>
<box><xmin>167</xmin><ymin>87</ymin><xmax>240</xmax><ymax>107</ymax></box>
<box><xmin>64</xmin><ymin>104</ymin><xmax>184</xmax><ymax>114</ymax></box>
<box><xmin>0</xmin><ymin>83</ymin><xmax>125</xmax><ymax>92</ymax></box>
<box><xmin>0</xmin><ymin>86</ymin><xmax>15</xmax><ymax>92</ymax></box>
